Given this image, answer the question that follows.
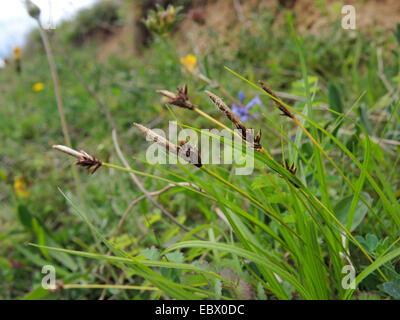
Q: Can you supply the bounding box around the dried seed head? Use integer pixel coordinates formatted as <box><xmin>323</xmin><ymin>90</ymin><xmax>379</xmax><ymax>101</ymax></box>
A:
<box><xmin>205</xmin><ymin>90</ymin><xmax>246</xmax><ymax>132</ymax></box>
<box><xmin>281</xmin><ymin>160</ymin><xmax>299</xmax><ymax>188</ymax></box>
<box><xmin>157</xmin><ymin>84</ymin><xmax>195</xmax><ymax>110</ymax></box>
<box><xmin>48</xmin><ymin>280</ymin><xmax>64</xmax><ymax>293</ymax></box>
<box><xmin>52</xmin><ymin>145</ymin><xmax>102</xmax><ymax>175</ymax></box>
<box><xmin>283</xmin><ymin>159</ymin><xmax>298</xmax><ymax>176</ymax></box>
<box><xmin>254</xmin><ymin>129</ymin><xmax>262</xmax><ymax>151</ymax></box>
<box><xmin>134</xmin><ymin>123</ymin><xmax>202</xmax><ymax>167</ymax></box>
<box><xmin>76</xmin><ymin>151</ymin><xmax>102</xmax><ymax>175</ymax></box>
<box><xmin>259</xmin><ymin>81</ymin><xmax>294</xmax><ymax>119</ymax></box>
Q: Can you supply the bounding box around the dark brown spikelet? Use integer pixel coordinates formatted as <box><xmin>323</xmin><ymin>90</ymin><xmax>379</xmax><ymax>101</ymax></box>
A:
<box><xmin>254</xmin><ymin>129</ymin><xmax>262</xmax><ymax>151</ymax></box>
<box><xmin>157</xmin><ymin>84</ymin><xmax>195</xmax><ymax>110</ymax></box>
<box><xmin>282</xmin><ymin>159</ymin><xmax>299</xmax><ymax>188</ymax></box>
<box><xmin>283</xmin><ymin>159</ymin><xmax>297</xmax><ymax>176</ymax></box>
<box><xmin>76</xmin><ymin>151</ymin><xmax>102</xmax><ymax>175</ymax></box>
<box><xmin>259</xmin><ymin>81</ymin><xmax>294</xmax><ymax>119</ymax></box>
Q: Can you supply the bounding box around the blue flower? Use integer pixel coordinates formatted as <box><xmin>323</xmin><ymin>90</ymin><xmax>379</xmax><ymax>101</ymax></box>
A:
<box><xmin>231</xmin><ymin>91</ymin><xmax>261</xmax><ymax>121</ymax></box>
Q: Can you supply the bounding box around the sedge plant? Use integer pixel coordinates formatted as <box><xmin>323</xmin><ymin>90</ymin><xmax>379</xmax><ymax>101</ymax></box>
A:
<box><xmin>50</xmin><ymin>70</ymin><xmax>400</xmax><ymax>299</ymax></box>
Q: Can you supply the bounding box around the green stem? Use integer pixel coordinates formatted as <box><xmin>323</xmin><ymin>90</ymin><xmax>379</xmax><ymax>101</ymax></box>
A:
<box><xmin>103</xmin><ymin>162</ymin><xmax>159</xmax><ymax>177</ymax></box>
<box><xmin>63</xmin><ymin>284</ymin><xmax>158</xmax><ymax>291</ymax></box>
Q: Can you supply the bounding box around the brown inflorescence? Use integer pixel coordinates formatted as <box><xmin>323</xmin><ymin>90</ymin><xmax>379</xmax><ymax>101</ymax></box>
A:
<box><xmin>282</xmin><ymin>159</ymin><xmax>299</xmax><ymax>188</ymax></box>
<box><xmin>259</xmin><ymin>81</ymin><xmax>294</xmax><ymax>119</ymax></box>
<box><xmin>205</xmin><ymin>90</ymin><xmax>262</xmax><ymax>151</ymax></box>
<box><xmin>134</xmin><ymin>123</ymin><xmax>202</xmax><ymax>167</ymax></box>
<box><xmin>52</xmin><ymin>145</ymin><xmax>102</xmax><ymax>175</ymax></box>
<box><xmin>157</xmin><ymin>84</ymin><xmax>195</xmax><ymax>110</ymax></box>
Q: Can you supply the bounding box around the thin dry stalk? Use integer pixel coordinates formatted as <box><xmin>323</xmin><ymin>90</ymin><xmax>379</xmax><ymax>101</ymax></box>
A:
<box><xmin>112</xmin><ymin>129</ymin><xmax>205</xmax><ymax>239</ymax></box>
<box><xmin>25</xmin><ymin>0</ymin><xmax>87</xmax><ymax>211</ymax></box>
<box><xmin>50</xmin><ymin>31</ymin><xmax>119</xmax><ymax>132</ymax></box>
<box><xmin>32</xmin><ymin>17</ymin><xmax>72</xmax><ymax>149</ymax></box>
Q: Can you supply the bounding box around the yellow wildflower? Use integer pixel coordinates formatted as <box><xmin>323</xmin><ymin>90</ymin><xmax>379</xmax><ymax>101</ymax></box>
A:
<box><xmin>165</xmin><ymin>5</ymin><xmax>175</xmax><ymax>24</ymax></box>
<box><xmin>32</xmin><ymin>82</ymin><xmax>44</xmax><ymax>92</ymax></box>
<box><xmin>14</xmin><ymin>176</ymin><xmax>29</xmax><ymax>198</ymax></box>
<box><xmin>14</xmin><ymin>46</ymin><xmax>21</xmax><ymax>60</ymax></box>
<box><xmin>180</xmin><ymin>54</ymin><xmax>198</xmax><ymax>72</ymax></box>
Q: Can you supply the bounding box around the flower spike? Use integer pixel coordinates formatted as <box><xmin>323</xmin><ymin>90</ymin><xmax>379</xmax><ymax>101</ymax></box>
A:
<box><xmin>157</xmin><ymin>84</ymin><xmax>195</xmax><ymax>110</ymax></box>
<box><xmin>52</xmin><ymin>145</ymin><xmax>102</xmax><ymax>175</ymax></box>
<box><xmin>205</xmin><ymin>90</ymin><xmax>262</xmax><ymax>151</ymax></box>
<box><xmin>134</xmin><ymin>123</ymin><xmax>202</xmax><ymax>167</ymax></box>
<box><xmin>259</xmin><ymin>81</ymin><xmax>294</xmax><ymax>119</ymax></box>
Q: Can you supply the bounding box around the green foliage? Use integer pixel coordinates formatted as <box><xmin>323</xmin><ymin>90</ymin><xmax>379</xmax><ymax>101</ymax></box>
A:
<box><xmin>67</xmin><ymin>0</ymin><xmax>122</xmax><ymax>45</ymax></box>
<box><xmin>142</xmin><ymin>4</ymin><xmax>184</xmax><ymax>37</ymax></box>
<box><xmin>382</xmin><ymin>281</ymin><xmax>400</xmax><ymax>299</ymax></box>
<box><xmin>334</xmin><ymin>192</ymin><xmax>371</xmax><ymax>232</ymax></box>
